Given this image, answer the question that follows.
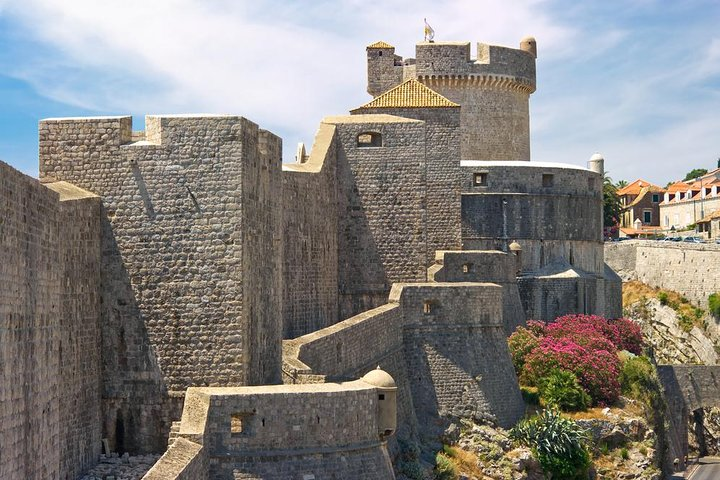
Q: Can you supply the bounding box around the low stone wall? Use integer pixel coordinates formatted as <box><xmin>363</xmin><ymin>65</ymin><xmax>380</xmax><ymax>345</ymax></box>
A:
<box><xmin>605</xmin><ymin>241</ymin><xmax>720</xmax><ymax>307</ymax></box>
<box><xmin>142</xmin><ymin>439</ymin><xmax>207</xmax><ymax>480</ymax></box>
<box><xmin>157</xmin><ymin>380</ymin><xmax>396</xmax><ymax>480</ymax></box>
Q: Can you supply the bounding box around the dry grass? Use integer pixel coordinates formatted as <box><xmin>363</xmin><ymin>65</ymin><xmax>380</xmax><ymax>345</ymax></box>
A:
<box><xmin>623</xmin><ymin>280</ymin><xmax>706</xmax><ymax>331</ymax></box>
<box><xmin>443</xmin><ymin>446</ymin><xmax>492</xmax><ymax>479</ymax></box>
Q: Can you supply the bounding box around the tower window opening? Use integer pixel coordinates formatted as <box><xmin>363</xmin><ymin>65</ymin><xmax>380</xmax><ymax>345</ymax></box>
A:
<box><xmin>378</xmin><ymin>51</ymin><xmax>383</xmax><ymax>56</ymax></box>
<box><xmin>473</xmin><ymin>172</ymin><xmax>488</xmax><ymax>186</ymax></box>
<box><xmin>423</xmin><ymin>301</ymin><xmax>432</xmax><ymax>314</ymax></box>
<box><xmin>542</xmin><ymin>174</ymin><xmax>554</xmax><ymax>188</ymax></box>
<box><xmin>462</xmin><ymin>263</ymin><xmax>473</xmax><ymax>273</ymax></box>
<box><xmin>588</xmin><ymin>177</ymin><xmax>595</xmax><ymax>190</ymax></box>
<box><xmin>379</xmin><ymin>394</ymin><xmax>385</xmax><ymax>400</ymax></box>
<box><xmin>357</xmin><ymin>132</ymin><xmax>382</xmax><ymax>147</ymax></box>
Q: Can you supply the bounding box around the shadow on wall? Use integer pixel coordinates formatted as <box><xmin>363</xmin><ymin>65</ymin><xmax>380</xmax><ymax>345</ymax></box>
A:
<box><xmin>100</xmin><ymin>209</ymin><xmax>178</xmax><ymax>454</ymax></box>
<box><xmin>336</xmin><ymin>143</ymin><xmax>390</xmax><ymax>319</ymax></box>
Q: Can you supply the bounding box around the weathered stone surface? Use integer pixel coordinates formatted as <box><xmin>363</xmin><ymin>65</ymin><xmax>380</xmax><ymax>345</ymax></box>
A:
<box><xmin>0</xmin><ymin>161</ymin><xmax>102</xmax><ymax>479</ymax></box>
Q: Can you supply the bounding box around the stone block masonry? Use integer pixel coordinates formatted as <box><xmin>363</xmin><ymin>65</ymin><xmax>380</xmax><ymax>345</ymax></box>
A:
<box><xmin>38</xmin><ymin>115</ymin><xmax>283</xmax><ymax>453</ymax></box>
<box><xmin>281</xmin><ymin>123</ymin><xmax>339</xmax><ymax>339</ymax></box>
<box><xmin>145</xmin><ymin>377</ymin><xmax>397</xmax><ymax>480</ymax></box>
<box><xmin>0</xmin><ymin>162</ymin><xmax>102</xmax><ymax>479</ymax></box>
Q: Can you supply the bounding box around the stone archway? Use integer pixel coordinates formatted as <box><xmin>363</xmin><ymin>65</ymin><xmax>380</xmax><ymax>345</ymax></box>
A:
<box><xmin>658</xmin><ymin>365</ymin><xmax>720</xmax><ymax>471</ymax></box>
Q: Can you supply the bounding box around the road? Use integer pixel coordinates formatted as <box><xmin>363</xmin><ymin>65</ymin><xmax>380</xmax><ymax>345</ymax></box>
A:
<box><xmin>689</xmin><ymin>457</ymin><xmax>720</xmax><ymax>480</ymax></box>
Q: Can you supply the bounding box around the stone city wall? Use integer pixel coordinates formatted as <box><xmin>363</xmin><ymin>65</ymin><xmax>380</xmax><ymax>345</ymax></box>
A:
<box><xmin>605</xmin><ymin>241</ymin><xmax>720</xmax><ymax>307</ymax></box>
<box><xmin>282</xmin><ymin>304</ymin><xmax>417</xmax><ymax>439</ymax></box>
<box><xmin>428</xmin><ymin>250</ymin><xmax>525</xmax><ymax>334</ymax></box>
<box><xmin>425</xmin><ymin>80</ymin><xmax>531</xmax><ymax>161</ymax></box>
<box><xmin>38</xmin><ymin>115</ymin><xmax>283</xmax><ymax>453</ymax></box>
<box><xmin>0</xmin><ymin>162</ymin><xmax>102</xmax><ymax>479</ymax></box>
<box><xmin>281</xmin><ymin>123</ymin><xmax>339</xmax><ymax>338</ymax></box>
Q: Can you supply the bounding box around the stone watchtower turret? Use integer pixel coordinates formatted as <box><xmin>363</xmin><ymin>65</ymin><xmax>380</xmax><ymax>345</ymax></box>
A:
<box><xmin>366</xmin><ymin>37</ymin><xmax>537</xmax><ymax>161</ymax></box>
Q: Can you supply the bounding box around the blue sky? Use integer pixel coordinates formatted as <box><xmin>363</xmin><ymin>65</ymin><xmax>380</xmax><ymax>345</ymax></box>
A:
<box><xmin>0</xmin><ymin>0</ymin><xmax>718</xmax><ymax>185</ymax></box>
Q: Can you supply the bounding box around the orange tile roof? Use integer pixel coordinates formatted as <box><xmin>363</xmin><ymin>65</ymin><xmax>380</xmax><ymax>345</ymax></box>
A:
<box><xmin>617</xmin><ymin>179</ymin><xmax>664</xmax><ymax>196</ymax></box>
<box><xmin>367</xmin><ymin>41</ymin><xmax>394</xmax><ymax>49</ymax></box>
<box><xmin>666</xmin><ymin>181</ymin><xmax>691</xmax><ymax>193</ymax></box>
<box><xmin>352</xmin><ymin>79</ymin><xmax>459</xmax><ymax>110</ymax></box>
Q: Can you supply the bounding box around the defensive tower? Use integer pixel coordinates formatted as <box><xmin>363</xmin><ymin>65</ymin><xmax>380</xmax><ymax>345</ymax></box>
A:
<box><xmin>367</xmin><ymin>38</ymin><xmax>537</xmax><ymax>161</ymax></box>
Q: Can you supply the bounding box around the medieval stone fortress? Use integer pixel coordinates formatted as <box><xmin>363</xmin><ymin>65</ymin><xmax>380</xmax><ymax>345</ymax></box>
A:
<box><xmin>5</xmin><ymin>31</ymin><xmax>719</xmax><ymax>480</ymax></box>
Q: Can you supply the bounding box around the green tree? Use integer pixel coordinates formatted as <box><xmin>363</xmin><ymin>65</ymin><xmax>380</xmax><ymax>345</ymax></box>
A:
<box><xmin>604</xmin><ymin>175</ymin><xmax>622</xmax><ymax>227</ymax></box>
<box><xmin>683</xmin><ymin>168</ymin><xmax>708</xmax><ymax>181</ymax></box>
<box><xmin>616</xmin><ymin>179</ymin><xmax>628</xmax><ymax>189</ymax></box>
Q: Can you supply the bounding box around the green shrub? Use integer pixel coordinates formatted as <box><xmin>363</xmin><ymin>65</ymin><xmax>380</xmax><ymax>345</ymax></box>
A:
<box><xmin>520</xmin><ymin>386</ymin><xmax>540</xmax><ymax>405</ymax></box>
<box><xmin>620</xmin><ymin>447</ymin><xmax>629</xmax><ymax>460</ymax></box>
<box><xmin>678</xmin><ymin>313</ymin><xmax>694</xmax><ymax>332</ymax></box>
<box><xmin>537</xmin><ymin>369</ymin><xmax>590</xmax><ymax>412</ymax></box>
<box><xmin>508</xmin><ymin>326</ymin><xmax>540</xmax><ymax>372</ymax></box>
<box><xmin>619</xmin><ymin>356</ymin><xmax>654</xmax><ymax>400</ymax></box>
<box><xmin>657</xmin><ymin>291</ymin><xmax>669</xmax><ymax>306</ymax></box>
<box><xmin>510</xmin><ymin>409</ymin><xmax>590</xmax><ymax>479</ymax></box>
<box><xmin>434</xmin><ymin>452</ymin><xmax>457</xmax><ymax>480</ymax></box>
<box><xmin>709</xmin><ymin>293</ymin><xmax>720</xmax><ymax>318</ymax></box>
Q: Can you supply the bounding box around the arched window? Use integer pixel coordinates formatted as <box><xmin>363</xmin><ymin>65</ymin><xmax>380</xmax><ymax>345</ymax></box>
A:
<box><xmin>357</xmin><ymin>132</ymin><xmax>382</xmax><ymax>147</ymax></box>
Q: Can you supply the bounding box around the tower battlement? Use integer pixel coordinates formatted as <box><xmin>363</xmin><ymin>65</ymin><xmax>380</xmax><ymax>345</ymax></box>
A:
<box><xmin>367</xmin><ymin>38</ymin><xmax>536</xmax><ymax>97</ymax></box>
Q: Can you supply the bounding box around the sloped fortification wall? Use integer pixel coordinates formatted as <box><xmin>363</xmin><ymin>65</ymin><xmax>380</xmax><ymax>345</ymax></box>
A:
<box><xmin>0</xmin><ymin>162</ymin><xmax>102</xmax><ymax>479</ymax></box>
<box><xmin>283</xmin><ymin>280</ymin><xmax>524</xmax><ymax>443</ymax></box>
<box><xmin>281</xmin><ymin>123</ymin><xmax>339</xmax><ymax>338</ymax></box>
<box><xmin>605</xmin><ymin>241</ymin><xmax>720</xmax><ymax>308</ymax></box>
<box><xmin>39</xmin><ymin>115</ymin><xmax>282</xmax><ymax>453</ymax></box>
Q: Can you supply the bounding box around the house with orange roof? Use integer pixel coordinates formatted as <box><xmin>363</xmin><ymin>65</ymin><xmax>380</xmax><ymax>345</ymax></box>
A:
<box><xmin>617</xmin><ymin>179</ymin><xmax>665</xmax><ymax>228</ymax></box>
<box><xmin>660</xmin><ymin>168</ymin><xmax>720</xmax><ymax>233</ymax></box>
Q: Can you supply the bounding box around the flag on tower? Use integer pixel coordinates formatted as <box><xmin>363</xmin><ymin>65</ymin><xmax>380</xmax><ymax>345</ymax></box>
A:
<box><xmin>424</xmin><ymin>18</ymin><xmax>435</xmax><ymax>42</ymax></box>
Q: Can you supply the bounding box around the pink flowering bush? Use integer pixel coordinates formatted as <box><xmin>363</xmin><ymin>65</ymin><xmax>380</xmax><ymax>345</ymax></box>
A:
<box><xmin>509</xmin><ymin>314</ymin><xmax>643</xmax><ymax>406</ymax></box>
<box><xmin>522</xmin><ymin>337</ymin><xmax>621</xmax><ymax>406</ymax></box>
<box><xmin>613</xmin><ymin>317</ymin><xmax>644</xmax><ymax>355</ymax></box>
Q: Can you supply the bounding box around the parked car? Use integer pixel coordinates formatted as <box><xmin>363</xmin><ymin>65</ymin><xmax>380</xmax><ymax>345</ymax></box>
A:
<box><xmin>683</xmin><ymin>236</ymin><xmax>703</xmax><ymax>243</ymax></box>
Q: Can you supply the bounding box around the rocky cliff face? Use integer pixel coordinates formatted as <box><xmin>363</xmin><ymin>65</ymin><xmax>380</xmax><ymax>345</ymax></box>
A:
<box><xmin>625</xmin><ymin>297</ymin><xmax>718</xmax><ymax>365</ymax></box>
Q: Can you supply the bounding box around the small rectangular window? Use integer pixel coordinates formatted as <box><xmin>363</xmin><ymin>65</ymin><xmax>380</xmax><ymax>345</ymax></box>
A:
<box><xmin>473</xmin><ymin>172</ymin><xmax>487</xmax><ymax>186</ymax></box>
<box><xmin>652</xmin><ymin>194</ymin><xmax>659</xmax><ymax>203</ymax></box>
<box><xmin>378</xmin><ymin>394</ymin><xmax>385</xmax><ymax>400</ymax></box>
<box><xmin>588</xmin><ymin>177</ymin><xmax>595</xmax><ymax>190</ymax></box>
<box><xmin>643</xmin><ymin>210</ymin><xmax>652</xmax><ymax>223</ymax></box>
<box><xmin>542</xmin><ymin>174</ymin><xmax>554</xmax><ymax>188</ymax></box>
<box><xmin>231</xmin><ymin>413</ymin><xmax>251</xmax><ymax>436</ymax></box>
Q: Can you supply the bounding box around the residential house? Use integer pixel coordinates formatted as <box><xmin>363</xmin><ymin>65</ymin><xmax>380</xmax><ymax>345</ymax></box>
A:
<box><xmin>660</xmin><ymin>168</ymin><xmax>720</xmax><ymax>233</ymax></box>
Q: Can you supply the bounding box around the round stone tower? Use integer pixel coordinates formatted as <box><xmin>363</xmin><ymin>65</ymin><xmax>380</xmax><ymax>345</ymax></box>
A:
<box><xmin>366</xmin><ymin>38</ymin><xmax>537</xmax><ymax>161</ymax></box>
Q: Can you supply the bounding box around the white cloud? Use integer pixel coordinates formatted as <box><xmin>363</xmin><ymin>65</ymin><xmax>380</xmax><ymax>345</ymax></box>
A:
<box><xmin>0</xmin><ymin>0</ymin><xmax>717</xmax><ymax>185</ymax></box>
<box><xmin>0</xmin><ymin>0</ymin><xmax>577</xmax><ymax>159</ymax></box>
